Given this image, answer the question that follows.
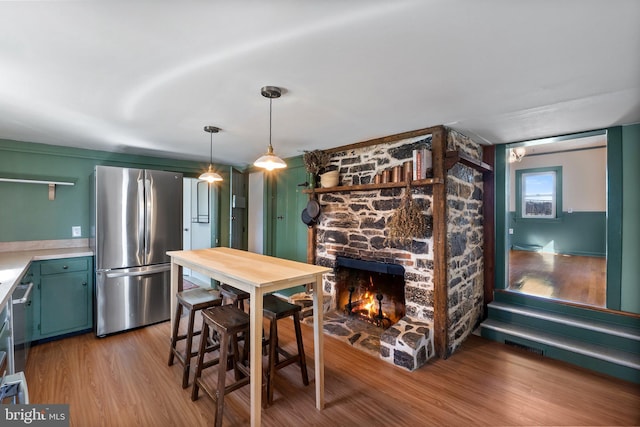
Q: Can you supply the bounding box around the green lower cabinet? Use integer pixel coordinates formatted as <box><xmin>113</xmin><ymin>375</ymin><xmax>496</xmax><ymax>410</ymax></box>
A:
<box><xmin>31</xmin><ymin>256</ymin><xmax>93</xmax><ymax>341</ymax></box>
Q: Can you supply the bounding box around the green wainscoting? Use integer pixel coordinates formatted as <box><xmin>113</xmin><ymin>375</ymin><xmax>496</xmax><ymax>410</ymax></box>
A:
<box><xmin>0</xmin><ymin>139</ymin><xmax>232</xmax><ymax>243</ymax></box>
<box><xmin>508</xmin><ymin>211</ymin><xmax>606</xmax><ymax>257</ymax></box>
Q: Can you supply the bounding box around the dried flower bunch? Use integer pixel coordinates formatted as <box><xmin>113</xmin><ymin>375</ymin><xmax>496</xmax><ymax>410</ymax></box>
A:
<box><xmin>386</xmin><ymin>187</ymin><xmax>428</xmax><ymax>245</ymax></box>
<box><xmin>303</xmin><ymin>149</ymin><xmax>330</xmax><ymax>175</ymax></box>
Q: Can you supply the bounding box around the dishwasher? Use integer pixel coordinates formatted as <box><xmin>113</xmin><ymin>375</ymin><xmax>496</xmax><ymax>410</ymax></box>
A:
<box><xmin>0</xmin><ymin>301</ymin><xmax>29</xmax><ymax>404</ymax></box>
<box><xmin>12</xmin><ymin>282</ymin><xmax>34</xmax><ymax>372</ymax></box>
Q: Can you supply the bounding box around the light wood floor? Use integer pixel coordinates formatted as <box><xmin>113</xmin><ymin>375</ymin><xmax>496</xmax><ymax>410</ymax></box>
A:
<box><xmin>509</xmin><ymin>250</ymin><xmax>607</xmax><ymax>307</ymax></box>
<box><xmin>26</xmin><ymin>318</ymin><xmax>639</xmax><ymax>426</ymax></box>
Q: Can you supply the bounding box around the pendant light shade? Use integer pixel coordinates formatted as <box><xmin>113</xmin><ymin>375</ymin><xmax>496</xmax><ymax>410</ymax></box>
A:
<box><xmin>254</xmin><ymin>146</ymin><xmax>287</xmax><ymax>170</ymax></box>
<box><xmin>199</xmin><ymin>164</ymin><xmax>223</xmax><ymax>183</ymax></box>
<box><xmin>199</xmin><ymin>126</ymin><xmax>223</xmax><ymax>182</ymax></box>
<box><xmin>254</xmin><ymin>86</ymin><xmax>287</xmax><ymax>171</ymax></box>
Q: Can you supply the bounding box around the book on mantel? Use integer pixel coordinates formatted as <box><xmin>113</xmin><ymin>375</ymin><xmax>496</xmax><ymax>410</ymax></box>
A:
<box><xmin>412</xmin><ymin>148</ymin><xmax>432</xmax><ymax>180</ymax></box>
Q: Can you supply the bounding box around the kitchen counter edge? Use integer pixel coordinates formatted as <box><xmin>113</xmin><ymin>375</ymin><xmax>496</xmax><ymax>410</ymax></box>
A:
<box><xmin>0</xmin><ymin>247</ymin><xmax>94</xmax><ymax>309</ymax></box>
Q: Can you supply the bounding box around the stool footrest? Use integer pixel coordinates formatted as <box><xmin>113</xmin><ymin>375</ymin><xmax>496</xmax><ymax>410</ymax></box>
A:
<box><xmin>175</xmin><ymin>330</ymin><xmax>202</xmax><ymax>341</ymax></box>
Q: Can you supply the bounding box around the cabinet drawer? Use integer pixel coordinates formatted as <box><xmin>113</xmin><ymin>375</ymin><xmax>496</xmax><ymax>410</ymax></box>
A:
<box><xmin>40</xmin><ymin>258</ymin><xmax>88</xmax><ymax>275</ymax></box>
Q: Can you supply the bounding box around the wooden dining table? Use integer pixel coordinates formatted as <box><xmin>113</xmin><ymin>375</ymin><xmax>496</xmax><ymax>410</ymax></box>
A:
<box><xmin>167</xmin><ymin>247</ymin><xmax>331</xmax><ymax>427</ymax></box>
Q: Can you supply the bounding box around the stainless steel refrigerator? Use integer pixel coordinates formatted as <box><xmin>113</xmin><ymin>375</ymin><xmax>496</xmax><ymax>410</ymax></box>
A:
<box><xmin>91</xmin><ymin>165</ymin><xmax>183</xmax><ymax>336</ymax></box>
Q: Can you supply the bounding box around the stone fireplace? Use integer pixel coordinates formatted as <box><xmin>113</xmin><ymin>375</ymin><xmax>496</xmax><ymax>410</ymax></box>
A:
<box><xmin>306</xmin><ymin>126</ymin><xmax>488</xmax><ymax>371</ymax></box>
<box><xmin>335</xmin><ymin>256</ymin><xmax>406</xmax><ymax>328</ymax></box>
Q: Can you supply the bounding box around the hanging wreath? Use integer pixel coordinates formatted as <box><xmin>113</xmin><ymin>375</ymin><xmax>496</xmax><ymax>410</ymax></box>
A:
<box><xmin>386</xmin><ymin>184</ymin><xmax>429</xmax><ymax>245</ymax></box>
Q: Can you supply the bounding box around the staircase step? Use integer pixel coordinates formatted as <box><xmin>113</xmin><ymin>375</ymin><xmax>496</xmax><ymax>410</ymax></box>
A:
<box><xmin>481</xmin><ymin>318</ymin><xmax>640</xmax><ymax>371</ymax></box>
<box><xmin>488</xmin><ymin>301</ymin><xmax>640</xmax><ymax>342</ymax></box>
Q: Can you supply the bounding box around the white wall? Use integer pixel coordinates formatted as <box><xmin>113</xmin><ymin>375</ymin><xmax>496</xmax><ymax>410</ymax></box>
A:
<box><xmin>509</xmin><ymin>146</ymin><xmax>606</xmax><ymax>212</ymax></box>
<box><xmin>248</xmin><ymin>172</ymin><xmax>264</xmax><ymax>254</ymax></box>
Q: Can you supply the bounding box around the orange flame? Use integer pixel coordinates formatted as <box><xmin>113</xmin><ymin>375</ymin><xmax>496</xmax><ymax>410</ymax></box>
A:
<box><xmin>362</xmin><ymin>292</ymin><xmax>376</xmax><ymax>317</ymax></box>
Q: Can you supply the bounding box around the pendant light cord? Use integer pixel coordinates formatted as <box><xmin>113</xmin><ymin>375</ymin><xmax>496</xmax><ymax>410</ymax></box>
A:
<box><xmin>210</xmin><ymin>131</ymin><xmax>213</xmax><ymax>164</ymax></box>
<box><xmin>269</xmin><ymin>97</ymin><xmax>273</xmax><ymax>150</ymax></box>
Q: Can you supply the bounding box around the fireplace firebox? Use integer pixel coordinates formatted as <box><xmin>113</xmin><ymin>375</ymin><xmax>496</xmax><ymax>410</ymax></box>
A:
<box><xmin>334</xmin><ymin>256</ymin><xmax>405</xmax><ymax>329</ymax></box>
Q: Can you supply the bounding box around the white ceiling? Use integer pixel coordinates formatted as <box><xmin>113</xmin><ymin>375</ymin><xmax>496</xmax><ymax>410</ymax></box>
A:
<box><xmin>0</xmin><ymin>1</ymin><xmax>638</xmax><ymax>168</ymax></box>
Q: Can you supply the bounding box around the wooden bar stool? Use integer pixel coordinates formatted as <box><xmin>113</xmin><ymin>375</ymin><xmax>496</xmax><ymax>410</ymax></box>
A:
<box><xmin>263</xmin><ymin>294</ymin><xmax>309</xmax><ymax>405</ymax></box>
<box><xmin>168</xmin><ymin>288</ymin><xmax>222</xmax><ymax>388</ymax></box>
<box><xmin>219</xmin><ymin>283</ymin><xmax>250</xmax><ymax>311</ymax></box>
<box><xmin>191</xmin><ymin>305</ymin><xmax>251</xmax><ymax>427</ymax></box>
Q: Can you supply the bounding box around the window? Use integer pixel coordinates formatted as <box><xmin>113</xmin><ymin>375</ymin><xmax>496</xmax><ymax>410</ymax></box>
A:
<box><xmin>516</xmin><ymin>167</ymin><xmax>562</xmax><ymax>219</ymax></box>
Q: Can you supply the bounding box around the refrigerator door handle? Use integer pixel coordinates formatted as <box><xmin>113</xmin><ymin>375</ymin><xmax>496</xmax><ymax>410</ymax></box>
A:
<box><xmin>137</xmin><ymin>177</ymin><xmax>145</xmax><ymax>262</ymax></box>
<box><xmin>144</xmin><ymin>177</ymin><xmax>152</xmax><ymax>258</ymax></box>
<box><xmin>104</xmin><ymin>264</ymin><xmax>171</xmax><ymax>279</ymax></box>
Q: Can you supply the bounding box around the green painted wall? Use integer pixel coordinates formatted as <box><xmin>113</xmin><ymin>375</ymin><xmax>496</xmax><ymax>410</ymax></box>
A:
<box><xmin>258</xmin><ymin>155</ymin><xmax>308</xmax><ymax>261</ymax></box>
<box><xmin>621</xmin><ymin>124</ymin><xmax>640</xmax><ymax>314</ymax></box>
<box><xmin>272</xmin><ymin>156</ymin><xmax>308</xmax><ymax>262</ymax></box>
<box><xmin>495</xmin><ymin>144</ymin><xmax>509</xmax><ymax>290</ymax></box>
<box><xmin>606</xmin><ymin>128</ymin><xmax>623</xmax><ymax>309</ymax></box>
<box><xmin>0</xmin><ymin>139</ymin><xmax>232</xmax><ymax>243</ymax></box>
<box><xmin>508</xmin><ymin>211</ymin><xmax>606</xmax><ymax>257</ymax></box>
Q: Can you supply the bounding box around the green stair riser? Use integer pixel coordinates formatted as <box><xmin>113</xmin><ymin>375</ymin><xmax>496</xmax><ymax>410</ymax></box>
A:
<box><xmin>487</xmin><ymin>307</ymin><xmax>640</xmax><ymax>354</ymax></box>
<box><xmin>493</xmin><ymin>292</ymin><xmax>640</xmax><ymax>329</ymax></box>
<box><xmin>481</xmin><ymin>328</ymin><xmax>640</xmax><ymax>384</ymax></box>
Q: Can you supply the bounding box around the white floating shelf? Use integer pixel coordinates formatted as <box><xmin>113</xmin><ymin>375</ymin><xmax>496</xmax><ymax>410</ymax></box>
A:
<box><xmin>0</xmin><ymin>176</ymin><xmax>76</xmax><ymax>200</ymax></box>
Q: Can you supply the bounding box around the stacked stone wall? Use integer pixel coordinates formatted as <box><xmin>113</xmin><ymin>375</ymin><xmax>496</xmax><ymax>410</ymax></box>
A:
<box><xmin>314</xmin><ymin>135</ymin><xmax>435</xmax><ymax>370</ymax></box>
<box><xmin>315</xmin><ymin>135</ymin><xmax>435</xmax><ymax>322</ymax></box>
<box><xmin>313</xmin><ymin>128</ymin><xmax>485</xmax><ymax>367</ymax></box>
<box><xmin>326</xmin><ymin>134</ymin><xmax>432</xmax><ymax>186</ymax></box>
<box><xmin>445</xmin><ymin>130</ymin><xmax>485</xmax><ymax>355</ymax></box>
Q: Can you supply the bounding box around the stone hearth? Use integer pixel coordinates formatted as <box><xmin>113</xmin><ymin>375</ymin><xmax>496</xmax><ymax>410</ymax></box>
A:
<box><xmin>304</xmin><ymin>309</ymin><xmax>434</xmax><ymax>370</ymax></box>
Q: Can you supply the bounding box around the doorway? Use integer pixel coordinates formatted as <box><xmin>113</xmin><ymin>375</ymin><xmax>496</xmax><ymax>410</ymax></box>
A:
<box><xmin>505</xmin><ymin>132</ymin><xmax>607</xmax><ymax>307</ymax></box>
<box><xmin>229</xmin><ymin>167</ymin><xmax>247</xmax><ymax>250</ymax></box>
<box><xmin>183</xmin><ymin>178</ymin><xmax>215</xmax><ymax>286</ymax></box>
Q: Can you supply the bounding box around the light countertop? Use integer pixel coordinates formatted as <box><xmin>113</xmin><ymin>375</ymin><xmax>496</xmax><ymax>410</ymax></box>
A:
<box><xmin>0</xmin><ymin>247</ymin><xmax>93</xmax><ymax>309</ymax></box>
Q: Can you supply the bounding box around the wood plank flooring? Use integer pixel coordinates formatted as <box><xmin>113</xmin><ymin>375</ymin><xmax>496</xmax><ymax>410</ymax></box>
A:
<box><xmin>26</xmin><ymin>318</ymin><xmax>639</xmax><ymax>426</ymax></box>
<box><xmin>508</xmin><ymin>250</ymin><xmax>607</xmax><ymax>307</ymax></box>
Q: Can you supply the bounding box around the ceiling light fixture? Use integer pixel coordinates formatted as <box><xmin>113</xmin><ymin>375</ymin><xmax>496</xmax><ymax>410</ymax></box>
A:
<box><xmin>199</xmin><ymin>126</ymin><xmax>223</xmax><ymax>182</ymax></box>
<box><xmin>254</xmin><ymin>86</ymin><xmax>287</xmax><ymax>171</ymax></box>
<box><xmin>509</xmin><ymin>147</ymin><xmax>526</xmax><ymax>163</ymax></box>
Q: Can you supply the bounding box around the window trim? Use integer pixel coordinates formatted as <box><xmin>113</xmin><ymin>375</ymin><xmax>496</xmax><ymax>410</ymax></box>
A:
<box><xmin>515</xmin><ymin>166</ymin><xmax>563</xmax><ymax>220</ymax></box>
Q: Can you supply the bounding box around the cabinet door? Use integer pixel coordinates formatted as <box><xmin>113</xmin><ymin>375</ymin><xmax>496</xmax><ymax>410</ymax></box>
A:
<box><xmin>18</xmin><ymin>265</ymin><xmax>36</xmax><ymax>344</ymax></box>
<box><xmin>39</xmin><ymin>272</ymin><xmax>89</xmax><ymax>337</ymax></box>
<box><xmin>28</xmin><ymin>262</ymin><xmax>42</xmax><ymax>341</ymax></box>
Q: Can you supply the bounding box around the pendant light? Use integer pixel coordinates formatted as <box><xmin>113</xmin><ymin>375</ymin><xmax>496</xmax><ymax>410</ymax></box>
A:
<box><xmin>199</xmin><ymin>126</ymin><xmax>223</xmax><ymax>182</ymax></box>
<box><xmin>509</xmin><ymin>146</ymin><xmax>526</xmax><ymax>163</ymax></box>
<box><xmin>254</xmin><ymin>86</ymin><xmax>287</xmax><ymax>170</ymax></box>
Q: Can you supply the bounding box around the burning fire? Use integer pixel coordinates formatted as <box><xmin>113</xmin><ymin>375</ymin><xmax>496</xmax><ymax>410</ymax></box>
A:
<box><xmin>357</xmin><ymin>291</ymin><xmax>388</xmax><ymax>320</ymax></box>
<box><xmin>345</xmin><ymin>274</ymin><xmax>394</xmax><ymax>328</ymax></box>
<box><xmin>361</xmin><ymin>292</ymin><xmax>377</xmax><ymax>318</ymax></box>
